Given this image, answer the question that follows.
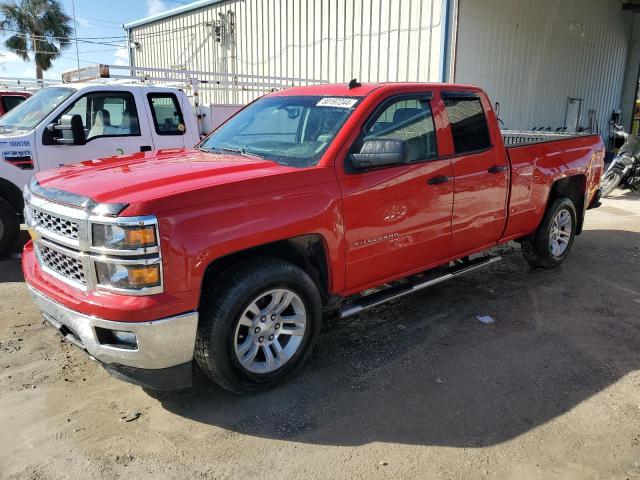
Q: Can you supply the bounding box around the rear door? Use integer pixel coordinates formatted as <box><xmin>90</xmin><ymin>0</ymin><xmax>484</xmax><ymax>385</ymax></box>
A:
<box><xmin>442</xmin><ymin>92</ymin><xmax>509</xmax><ymax>256</ymax></box>
<box><xmin>145</xmin><ymin>90</ymin><xmax>189</xmax><ymax>150</ymax></box>
<box><xmin>338</xmin><ymin>93</ymin><xmax>454</xmax><ymax>292</ymax></box>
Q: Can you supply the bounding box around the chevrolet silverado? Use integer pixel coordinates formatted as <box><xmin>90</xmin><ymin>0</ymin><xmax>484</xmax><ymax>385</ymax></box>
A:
<box><xmin>22</xmin><ymin>82</ymin><xmax>604</xmax><ymax>393</ymax></box>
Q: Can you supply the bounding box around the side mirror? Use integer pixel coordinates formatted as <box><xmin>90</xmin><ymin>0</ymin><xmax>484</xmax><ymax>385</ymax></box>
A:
<box><xmin>348</xmin><ymin>139</ymin><xmax>407</xmax><ymax>170</ymax></box>
<box><xmin>46</xmin><ymin>114</ymin><xmax>86</xmax><ymax>145</ymax></box>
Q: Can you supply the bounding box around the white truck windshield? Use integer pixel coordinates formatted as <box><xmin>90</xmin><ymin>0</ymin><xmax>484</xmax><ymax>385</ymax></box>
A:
<box><xmin>200</xmin><ymin>95</ymin><xmax>360</xmax><ymax>168</ymax></box>
<box><xmin>0</xmin><ymin>87</ymin><xmax>74</xmax><ymax>130</ymax></box>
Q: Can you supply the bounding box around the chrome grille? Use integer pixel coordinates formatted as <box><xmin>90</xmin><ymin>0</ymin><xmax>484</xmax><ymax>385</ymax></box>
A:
<box><xmin>36</xmin><ymin>243</ymin><xmax>86</xmax><ymax>286</ymax></box>
<box><xmin>25</xmin><ymin>185</ymin><xmax>163</xmax><ymax>295</ymax></box>
<box><xmin>30</xmin><ymin>207</ymin><xmax>79</xmax><ymax>241</ymax></box>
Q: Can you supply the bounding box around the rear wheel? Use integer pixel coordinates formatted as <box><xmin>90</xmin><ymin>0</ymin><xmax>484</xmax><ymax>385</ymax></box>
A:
<box><xmin>0</xmin><ymin>197</ymin><xmax>19</xmax><ymax>258</ymax></box>
<box><xmin>522</xmin><ymin>197</ymin><xmax>577</xmax><ymax>269</ymax></box>
<box><xmin>600</xmin><ymin>170</ymin><xmax>622</xmax><ymax>197</ymax></box>
<box><xmin>195</xmin><ymin>257</ymin><xmax>322</xmax><ymax>393</ymax></box>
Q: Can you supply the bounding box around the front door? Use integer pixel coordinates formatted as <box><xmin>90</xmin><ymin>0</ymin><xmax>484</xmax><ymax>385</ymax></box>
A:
<box><xmin>35</xmin><ymin>89</ymin><xmax>154</xmax><ymax>170</ymax></box>
<box><xmin>338</xmin><ymin>94</ymin><xmax>454</xmax><ymax>293</ymax></box>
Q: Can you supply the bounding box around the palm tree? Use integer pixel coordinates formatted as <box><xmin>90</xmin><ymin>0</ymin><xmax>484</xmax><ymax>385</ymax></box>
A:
<box><xmin>0</xmin><ymin>0</ymin><xmax>72</xmax><ymax>79</ymax></box>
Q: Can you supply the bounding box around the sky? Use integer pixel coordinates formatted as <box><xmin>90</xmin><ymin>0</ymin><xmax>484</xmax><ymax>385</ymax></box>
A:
<box><xmin>0</xmin><ymin>0</ymin><xmax>190</xmax><ymax>80</ymax></box>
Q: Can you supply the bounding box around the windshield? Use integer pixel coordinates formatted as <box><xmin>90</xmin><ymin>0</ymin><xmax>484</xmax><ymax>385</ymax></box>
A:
<box><xmin>0</xmin><ymin>87</ymin><xmax>74</xmax><ymax>130</ymax></box>
<box><xmin>199</xmin><ymin>95</ymin><xmax>360</xmax><ymax>167</ymax></box>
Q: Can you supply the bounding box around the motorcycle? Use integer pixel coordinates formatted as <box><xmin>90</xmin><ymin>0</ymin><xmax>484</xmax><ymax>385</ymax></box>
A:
<box><xmin>600</xmin><ymin>125</ymin><xmax>640</xmax><ymax>197</ymax></box>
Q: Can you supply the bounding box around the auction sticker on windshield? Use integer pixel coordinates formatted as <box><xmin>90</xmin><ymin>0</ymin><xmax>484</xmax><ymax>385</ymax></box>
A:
<box><xmin>316</xmin><ymin>98</ymin><xmax>358</xmax><ymax>108</ymax></box>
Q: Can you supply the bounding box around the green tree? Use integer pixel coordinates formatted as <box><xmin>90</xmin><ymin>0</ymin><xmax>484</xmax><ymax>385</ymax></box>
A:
<box><xmin>0</xmin><ymin>0</ymin><xmax>72</xmax><ymax>79</ymax></box>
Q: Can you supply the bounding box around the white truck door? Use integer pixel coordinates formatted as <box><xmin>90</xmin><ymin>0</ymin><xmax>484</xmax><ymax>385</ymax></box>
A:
<box><xmin>35</xmin><ymin>88</ymin><xmax>155</xmax><ymax>169</ymax></box>
<box><xmin>144</xmin><ymin>90</ymin><xmax>193</xmax><ymax>150</ymax></box>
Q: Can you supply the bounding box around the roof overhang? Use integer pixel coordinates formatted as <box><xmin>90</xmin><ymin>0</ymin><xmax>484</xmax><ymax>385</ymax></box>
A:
<box><xmin>622</xmin><ymin>0</ymin><xmax>640</xmax><ymax>12</ymax></box>
<box><xmin>123</xmin><ymin>0</ymin><xmax>226</xmax><ymax>30</ymax></box>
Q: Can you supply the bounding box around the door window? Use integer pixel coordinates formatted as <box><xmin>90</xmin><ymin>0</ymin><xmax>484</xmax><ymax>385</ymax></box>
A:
<box><xmin>364</xmin><ymin>97</ymin><xmax>437</xmax><ymax>162</ymax></box>
<box><xmin>443</xmin><ymin>96</ymin><xmax>491</xmax><ymax>153</ymax></box>
<box><xmin>58</xmin><ymin>91</ymin><xmax>141</xmax><ymax>142</ymax></box>
<box><xmin>1</xmin><ymin>95</ymin><xmax>26</xmax><ymax>113</ymax></box>
<box><xmin>148</xmin><ymin>93</ymin><xmax>185</xmax><ymax>135</ymax></box>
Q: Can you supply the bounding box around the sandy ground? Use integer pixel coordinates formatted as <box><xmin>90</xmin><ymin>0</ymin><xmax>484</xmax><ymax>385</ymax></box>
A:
<box><xmin>1</xmin><ymin>190</ymin><xmax>639</xmax><ymax>480</ymax></box>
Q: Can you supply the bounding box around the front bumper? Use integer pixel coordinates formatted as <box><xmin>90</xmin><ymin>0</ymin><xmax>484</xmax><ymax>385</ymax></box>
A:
<box><xmin>29</xmin><ymin>286</ymin><xmax>198</xmax><ymax>390</ymax></box>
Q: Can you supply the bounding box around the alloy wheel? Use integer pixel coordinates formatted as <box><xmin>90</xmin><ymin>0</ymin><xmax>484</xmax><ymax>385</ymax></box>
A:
<box><xmin>548</xmin><ymin>209</ymin><xmax>572</xmax><ymax>257</ymax></box>
<box><xmin>233</xmin><ymin>288</ymin><xmax>307</xmax><ymax>374</ymax></box>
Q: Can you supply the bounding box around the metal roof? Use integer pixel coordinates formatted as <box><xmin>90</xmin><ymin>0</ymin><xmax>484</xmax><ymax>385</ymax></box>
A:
<box><xmin>123</xmin><ymin>0</ymin><xmax>225</xmax><ymax>29</ymax></box>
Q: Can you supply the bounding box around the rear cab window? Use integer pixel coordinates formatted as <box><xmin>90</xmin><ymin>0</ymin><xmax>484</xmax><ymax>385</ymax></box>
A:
<box><xmin>148</xmin><ymin>93</ymin><xmax>185</xmax><ymax>135</ymax></box>
<box><xmin>1</xmin><ymin>95</ymin><xmax>26</xmax><ymax>113</ymax></box>
<box><xmin>442</xmin><ymin>93</ymin><xmax>491</xmax><ymax>154</ymax></box>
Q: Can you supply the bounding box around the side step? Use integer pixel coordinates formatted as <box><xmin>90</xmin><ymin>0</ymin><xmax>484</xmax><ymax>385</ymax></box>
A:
<box><xmin>340</xmin><ymin>255</ymin><xmax>501</xmax><ymax>318</ymax></box>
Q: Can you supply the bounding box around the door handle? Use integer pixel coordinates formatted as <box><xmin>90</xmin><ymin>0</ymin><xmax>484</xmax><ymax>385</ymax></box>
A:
<box><xmin>140</xmin><ymin>145</ymin><xmax>152</xmax><ymax>152</ymax></box>
<box><xmin>488</xmin><ymin>165</ymin><xmax>508</xmax><ymax>173</ymax></box>
<box><xmin>427</xmin><ymin>175</ymin><xmax>451</xmax><ymax>185</ymax></box>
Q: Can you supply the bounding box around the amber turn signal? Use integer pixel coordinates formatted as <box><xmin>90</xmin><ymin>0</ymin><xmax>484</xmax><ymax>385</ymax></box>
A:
<box><xmin>125</xmin><ymin>226</ymin><xmax>157</xmax><ymax>248</ymax></box>
<box><xmin>128</xmin><ymin>265</ymin><xmax>160</xmax><ymax>286</ymax></box>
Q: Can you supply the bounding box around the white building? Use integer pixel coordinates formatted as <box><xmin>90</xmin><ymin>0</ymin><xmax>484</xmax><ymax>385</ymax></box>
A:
<box><xmin>124</xmin><ymin>0</ymin><xmax>640</xmax><ymax>137</ymax></box>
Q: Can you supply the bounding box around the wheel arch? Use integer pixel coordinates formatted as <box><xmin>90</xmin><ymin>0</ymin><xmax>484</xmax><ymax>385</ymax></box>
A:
<box><xmin>199</xmin><ymin>234</ymin><xmax>332</xmax><ymax>308</ymax></box>
<box><xmin>547</xmin><ymin>174</ymin><xmax>587</xmax><ymax>234</ymax></box>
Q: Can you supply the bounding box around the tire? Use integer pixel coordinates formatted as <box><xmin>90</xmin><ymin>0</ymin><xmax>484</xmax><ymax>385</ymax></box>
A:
<box><xmin>522</xmin><ymin>197</ymin><xmax>577</xmax><ymax>269</ymax></box>
<box><xmin>0</xmin><ymin>197</ymin><xmax>19</xmax><ymax>258</ymax></box>
<box><xmin>600</xmin><ymin>170</ymin><xmax>622</xmax><ymax>197</ymax></box>
<box><xmin>195</xmin><ymin>257</ymin><xmax>322</xmax><ymax>393</ymax></box>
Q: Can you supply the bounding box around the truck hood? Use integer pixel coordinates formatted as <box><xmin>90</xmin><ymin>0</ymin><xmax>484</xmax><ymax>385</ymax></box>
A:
<box><xmin>35</xmin><ymin>148</ymin><xmax>301</xmax><ymax>206</ymax></box>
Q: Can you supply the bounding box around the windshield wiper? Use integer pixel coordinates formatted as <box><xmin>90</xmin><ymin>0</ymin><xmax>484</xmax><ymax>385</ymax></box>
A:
<box><xmin>201</xmin><ymin>145</ymin><xmax>264</xmax><ymax>159</ymax></box>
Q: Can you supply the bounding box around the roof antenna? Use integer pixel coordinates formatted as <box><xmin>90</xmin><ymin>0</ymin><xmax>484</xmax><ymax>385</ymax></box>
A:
<box><xmin>348</xmin><ymin>78</ymin><xmax>361</xmax><ymax>89</ymax></box>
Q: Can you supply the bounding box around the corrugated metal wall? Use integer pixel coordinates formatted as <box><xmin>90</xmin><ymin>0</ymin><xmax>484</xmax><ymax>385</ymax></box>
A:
<box><xmin>129</xmin><ymin>0</ymin><xmax>446</xmax><ymax>104</ymax></box>
<box><xmin>455</xmin><ymin>0</ymin><xmax>633</xmax><ymax>134</ymax></box>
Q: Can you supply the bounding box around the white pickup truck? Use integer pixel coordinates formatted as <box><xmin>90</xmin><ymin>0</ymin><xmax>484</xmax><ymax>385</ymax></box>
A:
<box><xmin>0</xmin><ymin>83</ymin><xmax>201</xmax><ymax>255</ymax></box>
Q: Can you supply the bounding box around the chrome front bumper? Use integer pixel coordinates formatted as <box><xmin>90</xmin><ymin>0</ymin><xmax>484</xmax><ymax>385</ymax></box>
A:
<box><xmin>28</xmin><ymin>286</ymin><xmax>198</xmax><ymax>370</ymax></box>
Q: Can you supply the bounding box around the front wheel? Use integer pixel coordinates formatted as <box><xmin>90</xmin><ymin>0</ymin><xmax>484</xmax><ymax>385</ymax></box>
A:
<box><xmin>0</xmin><ymin>198</ymin><xmax>19</xmax><ymax>258</ymax></box>
<box><xmin>522</xmin><ymin>197</ymin><xmax>577</xmax><ymax>269</ymax></box>
<box><xmin>195</xmin><ymin>257</ymin><xmax>322</xmax><ymax>393</ymax></box>
<box><xmin>600</xmin><ymin>170</ymin><xmax>622</xmax><ymax>197</ymax></box>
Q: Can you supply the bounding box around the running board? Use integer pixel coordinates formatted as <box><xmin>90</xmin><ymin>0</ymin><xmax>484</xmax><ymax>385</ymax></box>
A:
<box><xmin>340</xmin><ymin>256</ymin><xmax>502</xmax><ymax>318</ymax></box>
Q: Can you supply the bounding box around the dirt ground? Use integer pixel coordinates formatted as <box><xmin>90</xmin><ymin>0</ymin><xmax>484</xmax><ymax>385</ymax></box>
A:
<box><xmin>1</xmin><ymin>191</ymin><xmax>639</xmax><ymax>480</ymax></box>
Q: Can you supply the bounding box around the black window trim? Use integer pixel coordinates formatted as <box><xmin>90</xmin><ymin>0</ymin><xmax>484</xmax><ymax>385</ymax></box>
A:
<box><xmin>345</xmin><ymin>92</ymin><xmax>439</xmax><ymax>174</ymax></box>
<box><xmin>43</xmin><ymin>90</ymin><xmax>142</xmax><ymax>145</ymax></box>
<box><xmin>147</xmin><ymin>92</ymin><xmax>186</xmax><ymax>136</ymax></box>
<box><xmin>441</xmin><ymin>91</ymin><xmax>494</xmax><ymax>154</ymax></box>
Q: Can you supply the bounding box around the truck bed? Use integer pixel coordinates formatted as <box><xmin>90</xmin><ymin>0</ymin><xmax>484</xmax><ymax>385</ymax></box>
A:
<box><xmin>501</xmin><ymin>129</ymin><xmax>592</xmax><ymax>147</ymax></box>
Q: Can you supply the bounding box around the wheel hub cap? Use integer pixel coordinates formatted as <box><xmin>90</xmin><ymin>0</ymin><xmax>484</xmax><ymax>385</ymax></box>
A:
<box><xmin>549</xmin><ymin>209</ymin><xmax>572</xmax><ymax>257</ymax></box>
<box><xmin>233</xmin><ymin>288</ymin><xmax>307</xmax><ymax>374</ymax></box>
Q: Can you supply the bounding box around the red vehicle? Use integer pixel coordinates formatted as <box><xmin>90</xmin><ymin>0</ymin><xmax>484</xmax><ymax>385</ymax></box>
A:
<box><xmin>22</xmin><ymin>82</ymin><xmax>604</xmax><ymax>393</ymax></box>
<box><xmin>0</xmin><ymin>91</ymin><xmax>31</xmax><ymax>116</ymax></box>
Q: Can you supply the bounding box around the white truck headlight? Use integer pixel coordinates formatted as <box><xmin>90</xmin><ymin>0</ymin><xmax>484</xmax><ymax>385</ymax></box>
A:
<box><xmin>95</xmin><ymin>262</ymin><xmax>161</xmax><ymax>290</ymax></box>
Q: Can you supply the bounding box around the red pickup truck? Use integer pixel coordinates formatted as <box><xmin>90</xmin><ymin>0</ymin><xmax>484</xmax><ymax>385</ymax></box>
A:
<box><xmin>22</xmin><ymin>82</ymin><xmax>604</xmax><ymax>393</ymax></box>
<box><xmin>0</xmin><ymin>91</ymin><xmax>30</xmax><ymax>116</ymax></box>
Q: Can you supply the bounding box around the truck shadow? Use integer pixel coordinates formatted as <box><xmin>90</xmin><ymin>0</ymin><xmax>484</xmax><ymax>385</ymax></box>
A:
<box><xmin>128</xmin><ymin>229</ymin><xmax>640</xmax><ymax>446</ymax></box>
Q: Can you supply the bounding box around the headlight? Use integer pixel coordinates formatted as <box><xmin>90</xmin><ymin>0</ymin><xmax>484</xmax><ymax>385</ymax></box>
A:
<box><xmin>95</xmin><ymin>262</ymin><xmax>161</xmax><ymax>290</ymax></box>
<box><xmin>92</xmin><ymin>223</ymin><xmax>157</xmax><ymax>250</ymax></box>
